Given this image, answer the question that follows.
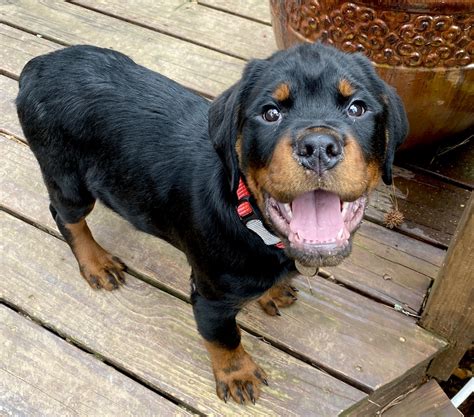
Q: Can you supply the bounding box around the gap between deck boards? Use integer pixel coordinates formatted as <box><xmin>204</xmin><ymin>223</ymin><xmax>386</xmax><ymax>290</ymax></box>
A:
<box><xmin>198</xmin><ymin>0</ymin><xmax>273</xmax><ymax>26</ymax></box>
<box><xmin>0</xmin><ymin>300</ymin><xmax>205</xmax><ymax>416</ymax></box>
<box><xmin>66</xmin><ymin>0</ymin><xmax>257</xmax><ymax>61</ymax></box>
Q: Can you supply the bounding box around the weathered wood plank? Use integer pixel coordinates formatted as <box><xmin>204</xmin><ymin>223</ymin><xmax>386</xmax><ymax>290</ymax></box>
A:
<box><xmin>71</xmin><ymin>0</ymin><xmax>276</xmax><ymax>60</ymax></box>
<box><xmin>0</xmin><ymin>75</ymin><xmax>23</xmax><ymax>138</ymax></box>
<box><xmin>0</xmin><ymin>0</ymin><xmax>244</xmax><ymax>97</ymax></box>
<box><xmin>357</xmin><ymin>220</ymin><xmax>444</xmax><ymax>269</ymax></box>
<box><xmin>344</xmin><ymin>361</ymin><xmax>430</xmax><ymax>416</ymax></box>
<box><xmin>382</xmin><ymin>380</ymin><xmax>462</xmax><ymax>417</ymax></box>
<box><xmin>199</xmin><ymin>0</ymin><xmax>272</xmax><ymax>25</ymax></box>
<box><xmin>0</xmin><ymin>211</ymin><xmax>366</xmax><ymax>416</ymax></box>
<box><xmin>0</xmin><ymin>133</ymin><xmax>446</xmax><ymax>392</ymax></box>
<box><xmin>0</xmin><ymin>22</ymin><xmax>61</xmax><ymax>80</ymax></box>
<box><xmin>399</xmin><ymin>137</ymin><xmax>474</xmax><ymax>189</ymax></box>
<box><xmin>324</xmin><ymin>220</ymin><xmax>445</xmax><ymax>313</ymax></box>
<box><xmin>421</xmin><ymin>193</ymin><xmax>474</xmax><ymax>380</ymax></box>
<box><xmin>0</xmin><ymin>306</ymin><xmax>190</xmax><ymax>417</ymax></box>
<box><xmin>367</xmin><ymin>166</ymin><xmax>471</xmax><ymax>247</ymax></box>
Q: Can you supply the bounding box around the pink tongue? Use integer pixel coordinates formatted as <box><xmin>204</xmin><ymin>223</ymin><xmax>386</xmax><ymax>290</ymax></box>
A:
<box><xmin>289</xmin><ymin>190</ymin><xmax>343</xmax><ymax>242</ymax></box>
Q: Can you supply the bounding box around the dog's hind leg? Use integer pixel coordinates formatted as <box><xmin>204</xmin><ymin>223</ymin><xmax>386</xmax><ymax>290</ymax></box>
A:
<box><xmin>47</xmin><ymin>177</ymin><xmax>126</xmax><ymax>290</ymax></box>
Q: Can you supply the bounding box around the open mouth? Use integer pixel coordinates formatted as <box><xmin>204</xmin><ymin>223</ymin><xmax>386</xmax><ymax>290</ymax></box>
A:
<box><xmin>266</xmin><ymin>190</ymin><xmax>367</xmax><ymax>266</ymax></box>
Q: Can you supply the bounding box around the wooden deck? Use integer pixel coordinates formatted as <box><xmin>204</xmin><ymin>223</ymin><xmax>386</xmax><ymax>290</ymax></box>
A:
<box><xmin>0</xmin><ymin>1</ymin><xmax>472</xmax><ymax>416</ymax></box>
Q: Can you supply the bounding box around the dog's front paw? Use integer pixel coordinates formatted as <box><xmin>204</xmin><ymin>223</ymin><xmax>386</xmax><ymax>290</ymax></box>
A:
<box><xmin>206</xmin><ymin>342</ymin><xmax>268</xmax><ymax>404</ymax></box>
<box><xmin>258</xmin><ymin>282</ymin><xmax>298</xmax><ymax>316</ymax></box>
<box><xmin>214</xmin><ymin>353</ymin><xmax>268</xmax><ymax>404</ymax></box>
<box><xmin>79</xmin><ymin>252</ymin><xmax>126</xmax><ymax>290</ymax></box>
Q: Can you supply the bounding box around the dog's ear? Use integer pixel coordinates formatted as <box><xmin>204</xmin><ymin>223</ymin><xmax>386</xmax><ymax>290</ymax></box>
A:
<box><xmin>351</xmin><ymin>53</ymin><xmax>408</xmax><ymax>185</ymax></box>
<box><xmin>381</xmin><ymin>85</ymin><xmax>409</xmax><ymax>185</ymax></box>
<box><xmin>209</xmin><ymin>59</ymin><xmax>267</xmax><ymax>193</ymax></box>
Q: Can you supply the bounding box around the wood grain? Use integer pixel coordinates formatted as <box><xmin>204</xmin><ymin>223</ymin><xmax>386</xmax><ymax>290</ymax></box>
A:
<box><xmin>421</xmin><ymin>193</ymin><xmax>474</xmax><ymax>380</ymax></box>
<box><xmin>0</xmin><ymin>75</ymin><xmax>23</xmax><ymax>138</ymax></box>
<box><xmin>0</xmin><ymin>305</ymin><xmax>190</xmax><ymax>417</ymax></box>
<box><xmin>0</xmin><ymin>133</ymin><xmax>446</xmax><ymax>392</ymax></box>
<box><xmin>198</xmin><ymin>0</ymin><xmax>272</xmax><ymax>25</ymax></box>
<box><xmin>382</xmin><ymin>379</ymin><xmax>462</xmax><ymax>417</ymax></box>
<box><xmin>0</xmin><ymin>22</ymin><xmax>62</xmax><ymax>80</ymax></box>
<box><xmin>344</xmin><ymin>361</ymin><xmax>429</xmax><ymax>416</ymax></box>
<box><xmin>324</xmin><ymin>220</ymin><xmax>444</xmax><ymax>313</ymax></box>
<box><xmin>367</xmin><ymin>166</ymin><xmax>471</xmax><ymax>247</ymax></box>
<box><xmin>0</xmin><ymin>211</ymin><xmax>365</xmax><ymax>416</ymax></box>
<box><xmin>399</xmin><ymin>138</ymin><xmax>474</xmax><ymax>190</ymax></box>
<box><xmin>70</xmin><ymin>0</ymin><xmax>276</xmax><ymax>60</ymax></box>
<box><xmin>0</xmin><ymin>0</ymin><xmax>243</xmax><ymax>97</ymax></box>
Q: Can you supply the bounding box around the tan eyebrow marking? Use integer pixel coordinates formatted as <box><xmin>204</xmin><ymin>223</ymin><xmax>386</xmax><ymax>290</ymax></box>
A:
<box><xmin>272</xmin><ymin>83</ymin><xmax>290</xmax><ymax>101</ymax></box>
<box><xmin>339</xmin><ymin>79</ymin><xmax>354</xmax><ymax>97</ymax></box>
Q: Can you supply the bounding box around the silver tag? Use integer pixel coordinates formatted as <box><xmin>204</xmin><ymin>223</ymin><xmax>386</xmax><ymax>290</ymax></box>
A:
<box><xmin>295</xmin><ymin>260</ymin><xmax>318</xmax><ymax>277</ymax></box>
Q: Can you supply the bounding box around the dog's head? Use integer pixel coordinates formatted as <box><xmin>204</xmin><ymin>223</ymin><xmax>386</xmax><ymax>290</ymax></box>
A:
<box><xmin>209</xmin><ymin>43</ymin><xmax>408</xmax><ymax>267</ymax></box>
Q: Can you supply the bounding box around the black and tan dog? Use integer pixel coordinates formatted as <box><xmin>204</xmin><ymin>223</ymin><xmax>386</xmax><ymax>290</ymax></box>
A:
<box><xmin>16</xmin><ymin>43</ymin><xmax>407</xmax><ymax>404</ymax></box>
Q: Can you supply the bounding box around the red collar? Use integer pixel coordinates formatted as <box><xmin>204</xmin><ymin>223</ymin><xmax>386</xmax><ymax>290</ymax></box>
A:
<box><xmin>236</xmin><ymin>178</ymin><xmax>284</xmax><ymax>249</ymax></box>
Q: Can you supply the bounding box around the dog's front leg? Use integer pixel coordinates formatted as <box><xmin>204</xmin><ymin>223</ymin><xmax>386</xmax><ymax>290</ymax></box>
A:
<box><xmin>191</xmin><ymin>290</ymin><xmax>268</xmax><ymax>404</ymax></box>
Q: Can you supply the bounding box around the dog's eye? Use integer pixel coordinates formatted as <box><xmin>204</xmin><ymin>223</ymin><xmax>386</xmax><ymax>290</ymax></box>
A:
<box><xmin>262</xmin><ymin>107</ymin><xmax>281</xmax><ymax>122</ymax></box>
<box><xmin>347</xmin><ymin>101</ymin><xmax>366</xmax><ymax>117</ymax></box>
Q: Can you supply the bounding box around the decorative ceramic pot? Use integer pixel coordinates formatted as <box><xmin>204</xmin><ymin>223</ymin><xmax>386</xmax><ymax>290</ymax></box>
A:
<box><xmin>270</xmin><ymin>0</ymin><xmax>474</xmax><ymax>150</ymax></box>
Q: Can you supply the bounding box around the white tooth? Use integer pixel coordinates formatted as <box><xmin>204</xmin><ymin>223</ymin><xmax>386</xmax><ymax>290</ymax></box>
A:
<box><xmin>294</xmin><ymin>232</ymin><xmax>301</xmax><ymax>242</ymax></box>
<box><xmin>284</xmin><ymin>203</ymin><xmax>292</xmax><ymax>220</ymax></box>
<box><xmin>341</xmin><ymin>202</ymin><xmax>350</xmax><ymax>217</ymax></box>
<box><xmin>337</xmin><ymin>228</ymin><xmax>345</xmax><ymax>240</ymax></box>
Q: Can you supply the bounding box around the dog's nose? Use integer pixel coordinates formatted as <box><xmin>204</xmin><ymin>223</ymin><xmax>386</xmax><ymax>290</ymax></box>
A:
<box><xmin>296</xmin><ymin>134</ymin><xmax>343</xmax><ymax>173</ymax></box>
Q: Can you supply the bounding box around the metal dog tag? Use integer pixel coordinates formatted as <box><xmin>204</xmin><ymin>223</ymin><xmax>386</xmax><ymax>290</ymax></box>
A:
<box><xmin>295</xmin><ymin>260</ymin><xmax>318</xmax><ymax>277</ymax></box>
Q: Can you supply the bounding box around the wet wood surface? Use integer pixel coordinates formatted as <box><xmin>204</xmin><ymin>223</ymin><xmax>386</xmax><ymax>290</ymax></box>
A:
<box><xmin>0</xmin><ymin>306</ymin><xmax>190</xmax><ymax>417</ymax></box>
<box><xmin>399</xmin><ymin>138</ymin><xmax>474</xmax><ymax>190</ymax></box>
<box><xmin>0</xmin><ymin>212</ymin><xmax>366</xmax><ymax>416</ymax></box>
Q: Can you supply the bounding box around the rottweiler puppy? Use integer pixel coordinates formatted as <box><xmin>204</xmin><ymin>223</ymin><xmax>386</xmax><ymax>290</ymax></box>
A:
<box><xmin>16</xmin><ymin>43</ymin><xmax>407</xmax><ymax>404</ymax></box>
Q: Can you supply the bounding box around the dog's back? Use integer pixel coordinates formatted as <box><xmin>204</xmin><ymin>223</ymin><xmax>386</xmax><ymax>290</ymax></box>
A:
<box><xmin>16</xmin><ymin>45</ymin><xmax>212</xmax><ymax>237</ymax></box>
<box><xmin>17</xmin><ymin>45</ymin><xmax>208</xmax><ymax>152</ymax></box>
